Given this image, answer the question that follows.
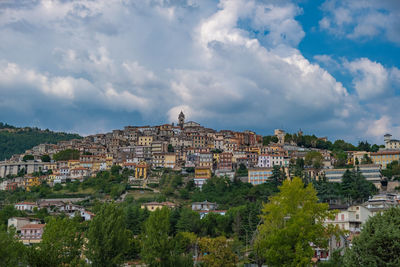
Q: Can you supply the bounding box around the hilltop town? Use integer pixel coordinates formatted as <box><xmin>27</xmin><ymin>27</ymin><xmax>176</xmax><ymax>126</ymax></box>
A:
<box><xmin>1</xmin><ymin>112</ymin><xmax>400</xmax><ymax>265</ymax></box>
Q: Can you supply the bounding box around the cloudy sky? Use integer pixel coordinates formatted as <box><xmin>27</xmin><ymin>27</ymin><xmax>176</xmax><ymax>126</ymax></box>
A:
<box><xmin>0</xmin><ymin>0</ymin><xmax>399</xmax><ymax>143</ymax></box>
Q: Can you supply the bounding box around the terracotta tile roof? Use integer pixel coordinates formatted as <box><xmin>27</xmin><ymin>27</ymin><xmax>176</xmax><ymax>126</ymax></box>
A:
<box><xmin>21</xmin><ymin>224</ymin><xmax>45</xmax><ymax>229</ymax></box>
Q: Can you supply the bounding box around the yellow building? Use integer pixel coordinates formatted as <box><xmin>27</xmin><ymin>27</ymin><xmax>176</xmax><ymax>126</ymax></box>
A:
<box><xmin>371</xmin><ymin>151</ymin><xmax>400</xmax><ymax>168</ymax></box>
<box><xmin>44</xmin><ymin>162</ymin><xmax>57</xmax><ymax>172</ymax></box>
<box><xmin>213</xmin><ymin>153</ymin><xmax>220</xmax><ymax>163</ymax></box>
<box><xmin>195</xmin><ymin>167</ymin><xmax>212</xmax><ymax>179</ymax></box>
<box><xmin>141</xmin><ymin>201</ymin><xmax>177</xmax><ymax>211</ymax></box>
<box><xmin>106</xmin><ymin>154</ymin><xmax>113</xmax><ymax>169</ymax></box>
<box><xmin>164</xmin><ymin>153</ymin><xmax>176</xmax><ymax>169</ymax></box>
<box><xmin>68</xmin><ymin>160</ymin><xmax>81</xmax><ymax>168</ymax></box>
<box><xmin>135</xmin><ymin>161</ymin><xmax>149</xmax><ymax>179</ymax></box>
<box><xmin>24</xmin><ymin>176</ymin><xmax>41</xmax><ymax>191</ymax></box>
<box><xmin>138</xmin><ymin>136</ymin><xmax>153</xmax><ymax>146</ymax></box>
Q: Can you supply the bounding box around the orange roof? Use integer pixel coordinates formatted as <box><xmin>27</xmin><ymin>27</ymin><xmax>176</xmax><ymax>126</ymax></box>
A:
<box><xmin>22</xmin><ymin>224</ymin><xmax>45</xmax><ymax>229</ymax></box>
<box><xmin>16</xmin><ymin>202</ymin><xmax>36</xmax><ymax>205</ymax></box>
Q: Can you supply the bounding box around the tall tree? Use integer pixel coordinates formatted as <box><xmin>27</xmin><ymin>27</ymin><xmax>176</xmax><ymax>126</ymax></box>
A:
<box><xmin>255</xmin><ymin>177</ymin><xmax>338</xmax><ymax>266</ymax></box>
<box><xmin>344</xmin><ymin>207</ymin><xmax>400</xmax><ymax>266</ymax></box>
<box><xmin>141</xmin><ymin>207</ymin><xmax>173</xmax><ymax>266</ymax></box>
<box><xmin>86</xmin><ymin>203</ymin><xmax>130</xmax><ymax>267</ymax></box>
<box><xmin>198</xmin><ymin>236</ymin><xmax>238</xmax><ymax>267</ymax></box>
<box><xmin>28</xmin><ymin>217</ymin><xmax>83</xmax><ymax>267</ymax></box>
<box><xmin>0</xmin><ymin>229</ymin><xmax>28</xmax><ymax>266</ymax></box>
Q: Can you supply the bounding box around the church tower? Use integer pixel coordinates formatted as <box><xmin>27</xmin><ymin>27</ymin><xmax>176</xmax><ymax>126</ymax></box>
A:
<box><xmin>178</xmin><ymin>111</ymin><xmax>185</xmax><ymax>129</ymax></box>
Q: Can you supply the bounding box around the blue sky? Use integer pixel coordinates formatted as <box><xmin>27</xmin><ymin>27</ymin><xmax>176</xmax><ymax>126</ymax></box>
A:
<box><xmin>0</xmin><ymin>0</ymin><xmax>399</xmax><ymax>144</ymax></box>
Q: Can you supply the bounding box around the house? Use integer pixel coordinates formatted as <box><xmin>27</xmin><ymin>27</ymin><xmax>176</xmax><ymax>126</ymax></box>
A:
<box><xmin>15</xmin><ymin>202</ymin><xmax>37</xmax><ymax>212</ymax></box>
<box><xmin>141</xmin><ymin>201</ymin><xmax>178</xmax><ymax>211</ymax></box>
<box><xmin>325</xmin><ymin>204</ymin><xmax>372</xmax><ymax>233</ymax></box>
<box><xmin>69</xmin><ymin>209</ymin><xmax>95</xmax><ymax>221</ymax></box>
<box><xmin>217</xmin><ymin>152</ymin><xmax>233</xmax><ymax>170</ymax></box>
<box><xmin>70</xmin><ymin>167</ymin><xmax>90</xmax><ymax>180</ymax></box>
<box><xmin>192</xmin><ymin>201</ymin><xmax>217</xmax><ymax>211</ymax></box>
<box><xmin>370</xmin><ymin>150</ymin><xmax>400</xmax><ymax>168</ymax></box>
<box><xmin>194</xmin><ymin>167</ymin><xmax>212</xmax><ymax>188</ymax></box>
<box><xmin>20</xmin><ymin>224</ymin><xmax>45</xmax><ymax>244</ymax></box>
<box><xmin>0</xmin><ymin>180</ymin><xmax>9</xmax><ymax>190</ymax></box>
<box><xmin>248</xmin><ymin>168</ymin><xmax>273</xmax><ymax>185</ymax></box>
<box><xmin>8</xmin><ymin>217</ymin><xmax>40</xmax><ymax>232</ymax></box>
<box><xmin>138</xmin><ymin>136</ymin><xmax>153</xmax><ymax>146</ymax></box>
<box><xmin>24</xmin><ymin>176</ymin><xmax>41</xmax><ymax>191</ymax></box>
<box><xmin>384</xmin><ymin>134</ymin><xmax>400</xmax><ymax>150</ymax></box>
<box><xmin>363</xmin><ymin>194</ymin><xmax>399</xmax><ymax>215</ymax></box>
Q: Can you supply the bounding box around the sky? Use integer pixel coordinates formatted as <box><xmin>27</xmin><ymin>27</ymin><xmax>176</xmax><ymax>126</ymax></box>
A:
<box><xmin>0</xmin><ymin>0</ymin><xmax>399</xmax><ymax>144</ymax></box>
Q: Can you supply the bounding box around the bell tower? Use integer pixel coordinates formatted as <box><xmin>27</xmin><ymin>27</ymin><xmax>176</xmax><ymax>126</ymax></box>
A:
<box><xmin>178</xmin><ymin>111</ymin><xmax>185</xmax><ymax>129</ymax></box>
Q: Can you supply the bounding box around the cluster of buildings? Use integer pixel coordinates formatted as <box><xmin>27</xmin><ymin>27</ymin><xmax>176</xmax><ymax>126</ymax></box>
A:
<box><xmin>0</xmin><ymin>112</ymin><xmax>399</xmax><ymax>191</ymax></box>
<box><xmin>8</xmin><ymin>198</ymin><xmax>94</xmax><ymax>245</ymax></box>
<box><xmin>315</xmin><ymin>193</ymin><xmax>400</xmax><ymax>261</ymax></box>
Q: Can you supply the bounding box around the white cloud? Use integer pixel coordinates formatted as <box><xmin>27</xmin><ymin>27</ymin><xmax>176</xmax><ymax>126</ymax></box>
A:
<box><xmin>343</xmin><ymin>58</ymin><xmax>400</xmax><ymax>100</ymax></box>
<box><xmin>0</xmin><ymin>0</ymin><xmax>398</xmax><ymax>141</ymax></box>
<box><xmin>319</xmin><ymin>0</ymin><xmax>400</xmax><ymax>44</ymax></box>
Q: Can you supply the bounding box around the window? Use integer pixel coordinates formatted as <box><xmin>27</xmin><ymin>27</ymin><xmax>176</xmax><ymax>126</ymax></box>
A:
<box><xmin>341</xmin><ymin>214</ymin><xmax>345</xmax><ymax>221</ymax></box>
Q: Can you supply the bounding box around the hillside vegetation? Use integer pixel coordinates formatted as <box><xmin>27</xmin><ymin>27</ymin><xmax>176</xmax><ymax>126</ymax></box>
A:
<box><xmin>0</xmin><ymin>122</ymin><xmax>81</xmax><ymax>160</ymax></box>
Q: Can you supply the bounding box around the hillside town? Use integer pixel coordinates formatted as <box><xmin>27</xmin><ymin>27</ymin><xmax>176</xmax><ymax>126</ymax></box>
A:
<box><xmin>1</xmin><ymin>112</ymin><xmax>400</xmax><ymax>264</ymax></box>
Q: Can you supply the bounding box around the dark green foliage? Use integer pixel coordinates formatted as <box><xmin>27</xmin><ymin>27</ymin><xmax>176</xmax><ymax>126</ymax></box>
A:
<box><xmin>0</xmin><ymin>228</ymin><xmax>28</xmax><ymax>266</ymax></box>
<box><xmin>0</xmin><ymin>205</ymin><xmax>27</xmax><ymax>228</ymax></box>
<box><xmin>87</xmin><ymin>203</ymin><xmax>130</xmax><ymax>267</ymax></box>
<box><xmin>0</xmin><ymin>123</ymin><xmax>81</xmax><ymax>160</ymax></box>
<box><xmin>262</xmin><ymin>135</ymin><xmax>279</xmax><ymax>145</ymax></box>
<box><xmin>53</xmin><ymin>149</ymin><xmax>80</xmax><ymax>161</ymax></box>
<box><xmin>176</xmin><ymin>208</ymin><xmax>201</xmax><ymax>233</ymax></box>
<box><xmin>344</xmin><ymin>207</ymin><xmax>400</xmax><ymax>266</ymax></box>
<box><xmin>168</xmin><ymin>144</ymin><xmax>174</xmax><ymax>152</ymax></box>
<box><xmin>40</xmin><ymin>154</ymin><xmax>51</xmax><ymax>162</ymax></box>
<box><xmin>270</xmin><ymin>166</ymin><xmax>286</xmax><ymax>187</ymax></box>
<box><xmin>382</xmin><ymin>160</ymin><xmax>400</xmax><ymax>181</ymax></box>
<box><xmin>236</xmin><ymin>163</ymin><xmax>248</xmax><ymax>176</ymax></box>
<box><xmin>22</xmin><ymin>154</ymin><xmax>34</xmax><ymax>161</ymax></box>
<box><xmin>125</xmin><ymin>204</ymin><xmax>150</xmax><ymax>235</ymax></box>
<box><xmin>141</xmin><ymin>207</ymin><xmax>173</xmax><ymax>266</ymax></box>
<box><xmin>341</xmin><ymin>168</ymin><xmax>377</xmax><ymax>203</ymax></box>
<box><xmin>313</xmin><ymin>168</ymin><xmax>377</xmax><ymax>204</ymax></box>
<box><xmin>191</xmin><ymin>176</ymin><xmax>277</xmax><ymax>208</ymax></box>
<box><xmin>27</xmin><ymin>217</ymin><xmax>83</xmax><ymax>267</ymax></box>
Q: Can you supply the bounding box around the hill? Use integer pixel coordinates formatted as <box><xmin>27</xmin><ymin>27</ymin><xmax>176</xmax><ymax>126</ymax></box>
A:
<box><xmin>0</xmin><ymin>122</ymin><xmax>82</xmax><ymax>160</ymax></box>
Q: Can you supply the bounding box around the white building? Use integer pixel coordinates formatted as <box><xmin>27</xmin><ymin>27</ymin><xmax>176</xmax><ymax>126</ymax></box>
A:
<box><xmin>384</xmin><ymin>134</ymin><xmax>400</xmax><ymax>150</ymax></box>
<box><xmin>15</xmin><ymin>202</ymin><xmax>37</xmax><ymax>212</ymax></box>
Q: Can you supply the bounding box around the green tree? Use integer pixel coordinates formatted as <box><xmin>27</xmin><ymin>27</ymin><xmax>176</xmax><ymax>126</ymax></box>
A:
<box><xmin>361</xmin><ymin>153</ymin><xmax>372</xmax><ymax>164</ymax></box>
<box><xmin>0</xmin><ymin>229</ymin><xmax>28</xmax><ymax>266</ymax></box>
<box><xmin>176</xmin><ymin>208</ymin><xmax>201</xmax><ymax>233</ymax></box>
<box><xmin>270</xmin><ymin>165</ymin><xmax>285</xmax><ymax>187</ymax></box>
<box><xmin>27</xmin><ymin>217</ymin><xmax>83</xmax><ymax>267</ymax></box>
<box><xmin>141</xmin><ymin>207</ymin><xmax>173</xmax><ymax>266</ymax></box>
<box><xmin>86</xmin><ymin>203</ymin><xmax>130</xmax><ymax>267</ymax></box>
<box><xmin>341</xmin><ymin>168</ymin><xmax>376</xmax><ymax>203</ymax></box>
<box><xmin>255</xmin><ymin>177</ymin><xmax>338</xmax><ymax>267</ymax></box>
<box><xmin>168</xmin><ymin>144</ymin><xmax>174</xmax><ymax>152</ymax></box>
<box><xmin>344</xmin><ymin>207</ymin><xmax>400</xmax><ymax>266</ymax></box>
<box><xmin>198</xmin><ymin>236</ymin><xmax>238</xmax><ymax>267</ymax></box>
<box><xmin>305</xmin><ymin>151</ymin><xmax>323</xmax><ymax>170</ymax></box>
<box><xmin>40</xmin><ymin>154</ymin><xmax>51</xmax><ymax>162</ymax></box>
<box><xmin>23</xmin><ymin>154</ymin><xmax>34</xmax><ymax>161</ymax></box>
<box><xmin>53</xmin><ymin>149</ymin><xmax>80</xmax><ymax>161</ymax></box>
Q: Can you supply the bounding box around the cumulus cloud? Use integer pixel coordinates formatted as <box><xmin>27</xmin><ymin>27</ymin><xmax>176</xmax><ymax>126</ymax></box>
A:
<box><xmin>319</xmin><ymin>0</ymin><xmax>400</xmax><ymax>44</ymax></box>
<box><xmin>0</xmin><ymin>0</ymin><xmax>397</xmax><ymax>142</ymax></box>
<box><xmin>343</xmin><ymin>58</ymin><xmax>400</xmax><ymax>100</ymax></box>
